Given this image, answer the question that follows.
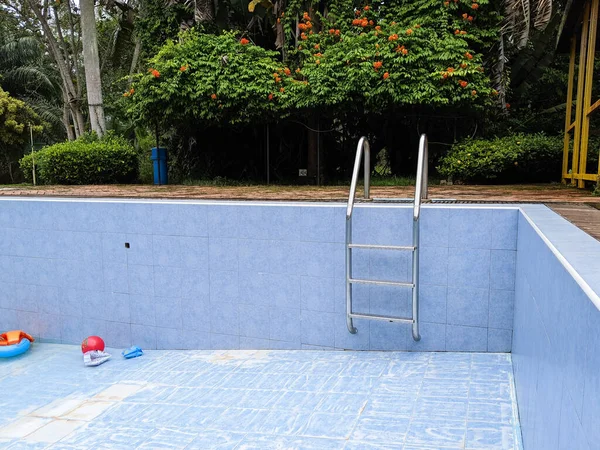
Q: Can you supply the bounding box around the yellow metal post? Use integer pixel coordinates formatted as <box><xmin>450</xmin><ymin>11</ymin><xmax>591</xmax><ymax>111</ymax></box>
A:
<box><xmin>563</xmin><ymin>36</ymin><xmax>577</xmax><ymax>182</ymax></box>
<box><xmin>579</xmin><ymin>0</ymin><xmax>599</xmax><ymax>187</ymax></box>
<box><xmin>572</xmin><ymin>2</ymin><xmax>591</xmax><ymax>185</ymax></box>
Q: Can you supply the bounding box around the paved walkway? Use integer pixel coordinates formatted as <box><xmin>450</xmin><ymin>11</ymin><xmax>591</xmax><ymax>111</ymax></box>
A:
<box><xmin>0</xmin><ymin>184</ymin><xmax>597</xmax><ymax>203</ymax></box>
<box><xmin>549</xmin><ymin>203</ymin><xmax>600</xmax><ymax>242</ymax></box>
<box><xmin>0</xmin><ymin>344</ymin><xmax>521</xmax><ymax>449</ymax></box>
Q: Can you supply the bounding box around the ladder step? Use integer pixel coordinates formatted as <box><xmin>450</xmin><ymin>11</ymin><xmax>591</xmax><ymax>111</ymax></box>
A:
<box><xmin>349</xmin><ymin>244</ymin><xmax>415</xmax><ymax>251</ymax></box>
<box><xmin>349</xmin><ymin>312</ymin><xmax>413</xmax><ymax>323</ymax></box>
<box><xmin>349</xmin><ymin>278</ymin><xmax>414</xmax><ymax>287</ymax></box>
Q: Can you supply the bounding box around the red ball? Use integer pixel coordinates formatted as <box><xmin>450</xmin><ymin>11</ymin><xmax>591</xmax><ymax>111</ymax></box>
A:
<box><xmin>81</xmin><ymin>336</ymin><xmax>105</xmax><ymax>353</ymax></box>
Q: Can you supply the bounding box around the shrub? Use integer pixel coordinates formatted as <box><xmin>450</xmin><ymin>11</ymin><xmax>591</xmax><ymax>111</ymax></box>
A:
<box><xmin>20</xmin><ymin>133</ymin><xmax>139</xmax><ymax>185</ymax></box>
<box><xmin>437</xmin><ymin>133</ymin><xmax>563</xmax><ymax>183</ymax></box>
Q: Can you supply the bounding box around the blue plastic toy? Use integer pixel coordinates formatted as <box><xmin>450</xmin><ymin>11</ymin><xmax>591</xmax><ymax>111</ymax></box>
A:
<box><xmin>0</xmin><ymin>338</ymin><xmax>31</xmax><ymax>358</ymax></box>
<box><xmin>122</xmin><ymin>346</ymin><xmax>143</xmax><ymax>359</ymax></box>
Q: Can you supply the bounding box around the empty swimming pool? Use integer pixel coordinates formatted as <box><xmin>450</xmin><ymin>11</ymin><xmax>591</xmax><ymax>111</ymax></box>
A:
<box><xmin>0</xmin><ymin>198</ymin><xmax>598</xmax><ymax>449</ymax></box>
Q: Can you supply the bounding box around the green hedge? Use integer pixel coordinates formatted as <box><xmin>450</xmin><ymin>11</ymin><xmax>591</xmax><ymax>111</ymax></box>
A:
<box><xmin>20</xmin><ymin>133</ymin><xmax>139</xmax><ymax>185</ymax></box>
<box><xmin>437</xmin><ymin>133</ymin><xmax>563</xmax><ymax>183</ymax></box>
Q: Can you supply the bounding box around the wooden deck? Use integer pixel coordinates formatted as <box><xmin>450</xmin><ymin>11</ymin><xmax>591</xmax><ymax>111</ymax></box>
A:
<box><xmin>549</xmin><ymin>203</ymin><xmax>600</xmax><ymax>242</ymax></box>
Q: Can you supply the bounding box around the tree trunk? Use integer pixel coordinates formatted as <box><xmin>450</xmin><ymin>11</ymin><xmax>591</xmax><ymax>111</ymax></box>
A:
<box><xmin>195</xmin><ymin>0</ymin><xmax>215</xmax><ymax>23</ymax></box>
<box><xmin>307</xmin><ymin>117</ymin><xmax>318</xmax><ymax>184</ymax></box>
<box><xmin>80</xmin><ymin>0</ymin><xmax>106</xmax><ymax>137</ymax></box>
<box><xmin>128</xmin><ymin>37</ymin><xmax>141</xmax><ymax>85</ymax></box>
<box><xmin>63</xmin><ymin>101</ymin><xmax>75</xmax><ymax>141</ymax></box>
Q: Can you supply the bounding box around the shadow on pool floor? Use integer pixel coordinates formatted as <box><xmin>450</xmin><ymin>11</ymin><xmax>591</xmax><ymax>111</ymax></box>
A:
<box><xmin>0</xmin><ymin>344</ymin><xmax>522</xmax><ymax>449</ymax></box>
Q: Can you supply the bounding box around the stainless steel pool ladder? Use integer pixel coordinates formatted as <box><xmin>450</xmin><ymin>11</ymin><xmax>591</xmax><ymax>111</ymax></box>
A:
<box><xmin>345</xmin><ymin>134</ymin><xmax>428</xmax><ymax>341</ymax></box>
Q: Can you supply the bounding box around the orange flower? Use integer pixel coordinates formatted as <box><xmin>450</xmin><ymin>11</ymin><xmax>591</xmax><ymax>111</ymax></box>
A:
<box><xmin>406</xmin><ymin>28</ymin><xmax>413</xmax><ymax>35</ymax></box>
<box><xmin>275</xmin><ymin>76</ymin><xmax>282</xmax><ymax>83</ymax></box>
<box><xmin>447</xmin><ymin>67</ymin><xmax>455</xmax><ymax>73</ymax></box>
<box><xmin>309</xmin><ymin>30</ymin><xmax>313</xmax><ymax>34</ymax></box>
<box><xmin>459</xmin><ymin>80</ymin><xmax>468</xmax><ymax>88</ymax></box>
<box><xmin>454</xmin><ymin>29</ymin><xmax>460</xmax><ymax>35</ymax></box>
<box><xmin>240</xmin><ymin>38</ymin><xmax>250</xmax><ymax>45</ymax></box>
<box><xmin>180</xmin><ymin>65</ymin><xmax>188</xmax><ymax>72</ymax></box>
<box><xmin>415</xmin><ymin>24</ymin><xmax>421</xmax><ymax>28</ymax></box>
<box><xmin>122</xmin><ymin>91</ymin><xmax>130</xmax><ymax>97</ymax></box>
<box><xmin>352</xmin><ymin>19</ymin><xmax>360</xmax><ymax>26</ymax></box>
<box><xmin>211</xmin><ymin>93</ymin><xmax>217</xmax><ymax>99</ymax></box>
<box><xmin>471</xmin><ymin>89</ymin><xmax>477</xmax><ymax>96</ymax></box>
<box><xmin>280</xmin><ymin>87</ymin><xmax>285</xmax><ymax>93</ymax></box>
<box><xmin>506</xmin><ymin>103</ymin><xmax>511</xmax><ymax>109</ymax></box>
<box><xmin>369</xmin><ymin>20</ymin><xmax>374</xmax><ymax>26</ymax></box>
<box><xmin>388</xmin><ymin>34</ymin><xmax>398</xmax><ymax>41</ymax></box>
<box><xmin>375</xmin><ymin>25</ymin><xmax>381</xmax><ymax>31</ymax></box>
<box><xmin>151</xmin><ymin>69</ymin><xmax>160</xmax><ymax>78</ymax></box>
<box><xmin>462</xmin><ymin>13</ymin><xmax>468</xmax><ymax>18</ymax></box>
<box><xmin>284</xmin><ymin>68</ymin><xmax>291</xmax><ymax>76</ymax></box>
<box><xmin>277</xmin><ymin>18</ymin><xmax>281</xmax><ymax>23</ymax></box>
<box><xmin>301</xmin><ymin>33</ymin><xmax>308</xmax><ymax>40</ymax></box>
<box><xmin>298</xmin><ymin>45</ymin><xmax>303</xmax><ymax>50</ymax></box>
<box><xmin>298</xmin><ymin>23</ymin><xmax>306</xmax><ymax>30</ymax></box>
<box><xmin>472</xmin><ymin>3</ymin><xmax>479</xmax><ymax>8</ymax></box>
<box><xmin>129</xmin><ymin>88</ymin><xmax>134</xmax><ymax>94</ymax></box>
<box><xmin>329</xmin><ymin>28</ymin><xmax>336</xmax><ymax>34</ymax></box>
<box><xmin>303</xmin><ymin>11</ymin><xmax>310</xmax><ymax>20</ymax></box>
<box><xmin>364</xmin><ymin>5</ymin><xmax>370</xmax><ymax>10</ymax></box>
<box><xmin>391</xmin><ymin>21</ymin><xmax>397</xmax><ymax>25</ymax></box>
<box><xmin>442</xmin><ymin>72</ymin><xmax>448</xmax><ymax>79</ymax></box>
<box><xmin>295</xmin><ymin>68</ymin><xmax>301</xmax><ymax>73</ymax></box>
<box><xmin>383</xmin><ymin>72</ymin><xmax>389</xmax><ymax>80</ymax></box>
<box><xmin>444</xmin><ymin>1</ymin><xmax>449</xmax><ymax>5</ymax></box>
<box><xmin>467</xmin><ymin>15</ymin><xmax>473</xmax><ymax>21</ymax></box>
<box><xmin>268</xmin><ymin>93</ymin><xmax>274</xmax><ymax>101</ymax></box>
<box><xmin>355</xmin><ymin>9</ymin><xmax>361</xmax><ymax>16</ymax></box>
<box><xmin>465</xmin><ymin>51</ymin><xmax>473</xmax><ymax>59</ymax></box>
<box><xmin>375</xmin><ymin>43</ymin><xmax>380</xmax><ymax>49</ymax></box>
<box><xmin>373</xmin><ymin>61</ymin><xmax>383</xmax><ymax>70</ymax></box>
<box><xmin>315</xmin><ymin>52</ymin><xmax>322</xmax><ymax>57</ymax></box>
<box><xmin>335</xmin><ymin>29</ymin><xmax>341</xmax><ymax>35</ymax></box>
<box><xmin>491</xmin><ymin>89</ymin><xmax>498</xmax><ymax>96</ymax></box>
<box><xmin>395</xmin><ymin>45</ymin><xmax>404</xmax><ymax>52</ymax></box>
<box><xmin>314</xmin><ymin>44</ymin><xmax>320</xmax><ymax>49</ymax></box>
<box><xmin>402</xmin><ymin>48</ymin><xmax>408</xmax><ymax>55</ymax></box>
<box><xmin>460</xmin><ymin>63</ymin><xmax>467</xmax><ymax>69</ymax></box>
<box><xmin>361</xmin><ymin>19</ymin><xmax>369</xmax><ymax>27</ymax></box>
<box><xmin>306</xmin><ymin>21</ymin><xmax>312</xmax><ymax>29</ymax></box>
<box><xmin>315</xmin><ymin>59</ymin><xmax>321</xmax><ymax>65</ymax></box>
<box><xmin>460</xmin><ymin>30</ymin><xmax>467</xmax><ymax>35</ymax></box>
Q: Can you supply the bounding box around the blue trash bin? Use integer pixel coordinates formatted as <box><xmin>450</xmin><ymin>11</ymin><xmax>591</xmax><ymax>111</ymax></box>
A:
<box><xmin>151</xmin><ymin>147</ymin><xmax>168</xmax><ymax>185</ymax></box>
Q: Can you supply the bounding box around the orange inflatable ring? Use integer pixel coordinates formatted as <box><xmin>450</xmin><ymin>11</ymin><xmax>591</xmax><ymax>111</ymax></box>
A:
<box><xmin>0</xmin><ymin>330</ymin><xmax>34</xmax><ymax>358</ymax></box>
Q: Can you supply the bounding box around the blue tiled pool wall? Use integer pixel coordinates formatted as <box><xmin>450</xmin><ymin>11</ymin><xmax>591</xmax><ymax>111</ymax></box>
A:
<box><xmin>512</xmin><ymin>207</ymin><xmax>600</xmax><ymax>450</ymax></box>
<box><xmin>0</xmin><ymin>200</ymin><xmax>517</xmax><ymax>351</ymax></box>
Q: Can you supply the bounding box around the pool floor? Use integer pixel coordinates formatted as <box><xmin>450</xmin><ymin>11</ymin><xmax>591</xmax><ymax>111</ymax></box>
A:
<box><xmin>0</xmin><ymin>344</ymin><xmax>522</xmax><ymax>449</ymax></box>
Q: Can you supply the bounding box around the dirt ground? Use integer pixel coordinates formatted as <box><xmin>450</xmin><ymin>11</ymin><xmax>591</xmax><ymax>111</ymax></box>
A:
<box><xmin>0</xmin><ymin>183</ymin><xmax>597</xmax><ymax>203</ymax></box>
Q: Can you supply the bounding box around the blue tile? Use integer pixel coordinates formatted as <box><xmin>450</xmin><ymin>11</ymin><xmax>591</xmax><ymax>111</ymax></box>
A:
<box><xmin>102</xmin><ymin>232</ymin><xmax>127</xmax><ymax>264</ymax></box>
<box><xmin>155</xmin><ymin>297</ymin><xmax>182</xmax><ymax>329</ymax></box>
<box><xmin>446</xmin><ymin>325</ymin><xmax>487</xmax><ymax>352</ymax></box>
<box><xmin>151</xmin><ymin>203</ymin><xmax>208</xmax><ymax>237</ymax></box>
<box><xmin>60</xmin><ymin>315</ymin><xmax>82</xmax><ymax>344</ymax></box>
<box><xmin>414</xmin><ymin>397</ymin><xmax>468</xmax><ymax>421</ymax></box>
<box><xmin>269</xmin><ymin>307</ymin><xmax>301</xmax><ymax>343</ymax></box>
<box><xmin>268</xmin><ymin>240</ymin><xmax>302</xmax><ymax>275</ymax></box>
<box><xmin>179</xmin><ymin>237</ymin><xmax>209</xmax><ymax>270</ymax></box>
<box><xmin>238</xmin><ymin>206</ymin><xmax>272</xmax><ymax>240</ymax></box>
<box><xmin>186</xmin><ymin>430</ymin><xmax>245</xmax><ymax>449</ymax></box>
<box><xmin>408</xmin><ymin>321</ymin><xmax>445</xmax><ymax>351</ymax></box>
<box><xmin>492</xmin><ymin>209</ymin><xmax>518</xmax><ymax>250</ymax></box>
<box><xmin>80</xmin><ymin>318</ymin><xmax>107</xmax><ymax>339</ymax></box>
<box><xmin>296</xmin><ymin>207</ymin><xmax>337</xmax><ymax>243</ymax></box>
<box><xmin>334</xmin><ymin>314</ymin><xmax>370</xmax><ymax>350</ymax></box>
<box><xmin>446</xmin><ymin>286</ymin><xmax>489</xmax><ymax>328</ymax></box>
<box><xmin>105</xmin><ymin>292</ymin><xmax>131</xmax><ymax>323</ymax></box>
<box><xmin>13</xmin><ymin>283</ymin><xmax>38</xmax><ymax>312</ymax></box>
<box><xmin>369</xmin><ymin>249</ymin><xmax>410</xmax><ymax>282</ymax></box>
<box><xmin>238</xmin><ymin>239</ymin><xmax>270</xmax><ymax>273</ymax></box>
<box><xmin>209</xmin><ymin>238</ymin><xmax>238</xmax><ymax>272</ymax></box>
<box><xmin>208</xmin><ymin>205</ymin><xmax>240</xmax><ymax>238</ymax></box>
<box><xmin>152</xmin><ymin>235</ymin><xmax>182</xmax><ymax>267</ymax></box>
<box><xmin>210</xmin><ymin>270</ymin><xmax>239</xmax><ymax>304</ymax></box>
<box><xmin>104</xmin><ymin>263</ymin><xmax>129</xmax><ymax>294</ymax></box>
<box><xmin>128</xmin><ymin>264</ymin><xmax>155</xmax><ymax>296</ymax></box>
<box><xmin>301</xmin><ymin>412</ymin><xmax>358</xmax><ymax>439</ymax></box>
<box><xmin>156</xmin><ymin>327</ymin><xmax>186</xmax><ymax>349</ymax></box>
<box><xmin>560</xmin><ymin>388</ymin><xmax>591</xmax><ymax>450</ymax></box>
<box><xmin>181</xmin><ymin>268</ymin><xmax>210</xmax><ymax>299</ymax></box>
<box><xmin>447</xmin><ymin>248</ymin><xmax>491</xmax><ymax>289</ymax></box>
<box><xmin>239</xmin><ymin>336</ymin><xmax>272</xmax><ymax>349</ymax></box>
<box><xmin>75</xmin><ymin>260</ymin><xmax>104</xmax><ymax>291</ymax></box>
<box><xmin>421</xmin><ymin>207</ymin><xmax>449</xmax><ymax>247</ymax></box>
<box><xmin>125</xmin><ymin>234</ymin><xmax>153</xmax><ymax>266</ymax></box>
<box><xmin>419</xmin><ymin>284</ymin><xmax>447</xmax><ymax>324</ymax></box>
<box><xmin>301</xmin><ymin>242</ymin><xmax>338</xmax><ymax>279</ymax></box>
<box><xmin>448</xmin><ymin>208</ymin><xmax>493</xmax><ymax>249</ymax></box>
<box><xmin>301</xmin><ymin>276</ymin><xmax>335</xmax><ymax>313</ymax></box>
<box><xmin>130</xmin><ymin>295</ymin><xmax>156</xmax><ymax>326</ymax></box>
<box><xmin>419</xmin><ymin>247</ymin><xmax>448</xmax><ymax>286</ymax></box>
<box><xmin>154</xmin><ymin>266</ymin><xmax>184</xmax><ymax>298</ymax></box>
<box><xmin>301</xmin><ymin>310</ymin><xmax>335</xmax><ymax>347</ymax></box>
<box><xmin>210</xmin><ymin>301</ymin><xmax>239</xmax><ymax>335</ymax></box>
<box><xmin>238</xmin><ymin>303</ymin><xmax>270</xmax><ymax>339</ymax></box>
<box><xmin>405</xmin><ymin>419</ymin><xmax>466</xmax><ymax>448</ymax></box>
<box><xmin>181</xmin><ymin>297</ymin><xmax>210</xmax><ymax>332</ymax></box>
<box><xmin>369</xmin><ymin>285</ymin><xmax>410</xmax><ymax>317</ymax></box>
<box><xmin>16</xmin><ymin>310</ymin><xmax>39</xmax><ymax>337</ymax></box>
<box><xmin>490</xmin><ymin>250</ymin><xmax>516</xmax><ymax>290</ymax></box>
<box><xmin>104</xmin><ymin>321</ymin><xmax>131</xmax><ymax>348</ymax></box>
<box><xmin>466</xmin><ymin>421</ymin><xmax>516</xmax><ymax>448</ymax></box>
<box><xmin>487</xmin><ymin>328</ymin><xmax>512</xmax><ymax>352</ymax></box>
<box><xmin>488</xmin><ymin>289</ymin><xmax>514</xmax><ymax>330</ymax></box>
<box><xmin>60</xmin><ymin>289</ymin><xmax>82</xmax><ymax>317</ymax></box>
<box><xmin>369</xmin><ymin>322</ymin><xmax>408</xmax><ymax>351</ymax></box>
<box><xmin>351</xmin><ymin>414</ymin><xmax>410</xmax><ymax>443</ymax></box>
<box><xmin>269</xmin><ymin>273</ymin><xmax>301</xmax><ymax>309</ymax></box>
<box><xmin>367</xmin><ymin>207</ymin><xmax>412</xmax><ymax>247</ymax></box>
<box><xmin>210</xmin><ymin>333</ymin><xmax>240</xmax><ymax>350</ymax></box>
<box><xmin>582</xmin><ymin>302</ymin><xmax>600</xmax><ymax>446</ymax></box>
<box><xmin>38</xmin><ymin>313</ymin><xmax>61</xmax><ymax>340</ymax></box>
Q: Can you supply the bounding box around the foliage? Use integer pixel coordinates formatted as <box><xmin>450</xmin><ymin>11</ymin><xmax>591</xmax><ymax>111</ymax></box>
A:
<box><xmin>20</xmin><ymin>132</ymin><xmax>139</xmax><ymax>185</ymax></box>
<box><xmin>0</xmin><ymin>87</ymin><xmax>42</xmax><ymax>146</ymax></box>
<box><xmin>437</xmin><ymin>133</ymin><xmax>563</xmax><ymax>182</ymax></box>
<box><xmin>129</xmin><ymin>1</ymin><xmax>500</xmax><ymax>128</ymax></box>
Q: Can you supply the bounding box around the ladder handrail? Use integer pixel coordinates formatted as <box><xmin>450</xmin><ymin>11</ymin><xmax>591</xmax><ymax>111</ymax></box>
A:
<box><xmin>413</xmin><ymin>134</ymin><xmax>429</xmax><ymax>221</ymax></box>
<box><xmin>346</xmin><ymin>137</ymin><xmax>370</xmax><ymax>220</ymax></box>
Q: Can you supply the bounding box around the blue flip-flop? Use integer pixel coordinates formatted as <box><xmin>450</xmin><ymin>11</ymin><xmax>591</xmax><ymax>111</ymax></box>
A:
<box><xmin>122</xmin><ymin>346</ymin><xmax>143</xmax><ymax>359</ymax></box>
